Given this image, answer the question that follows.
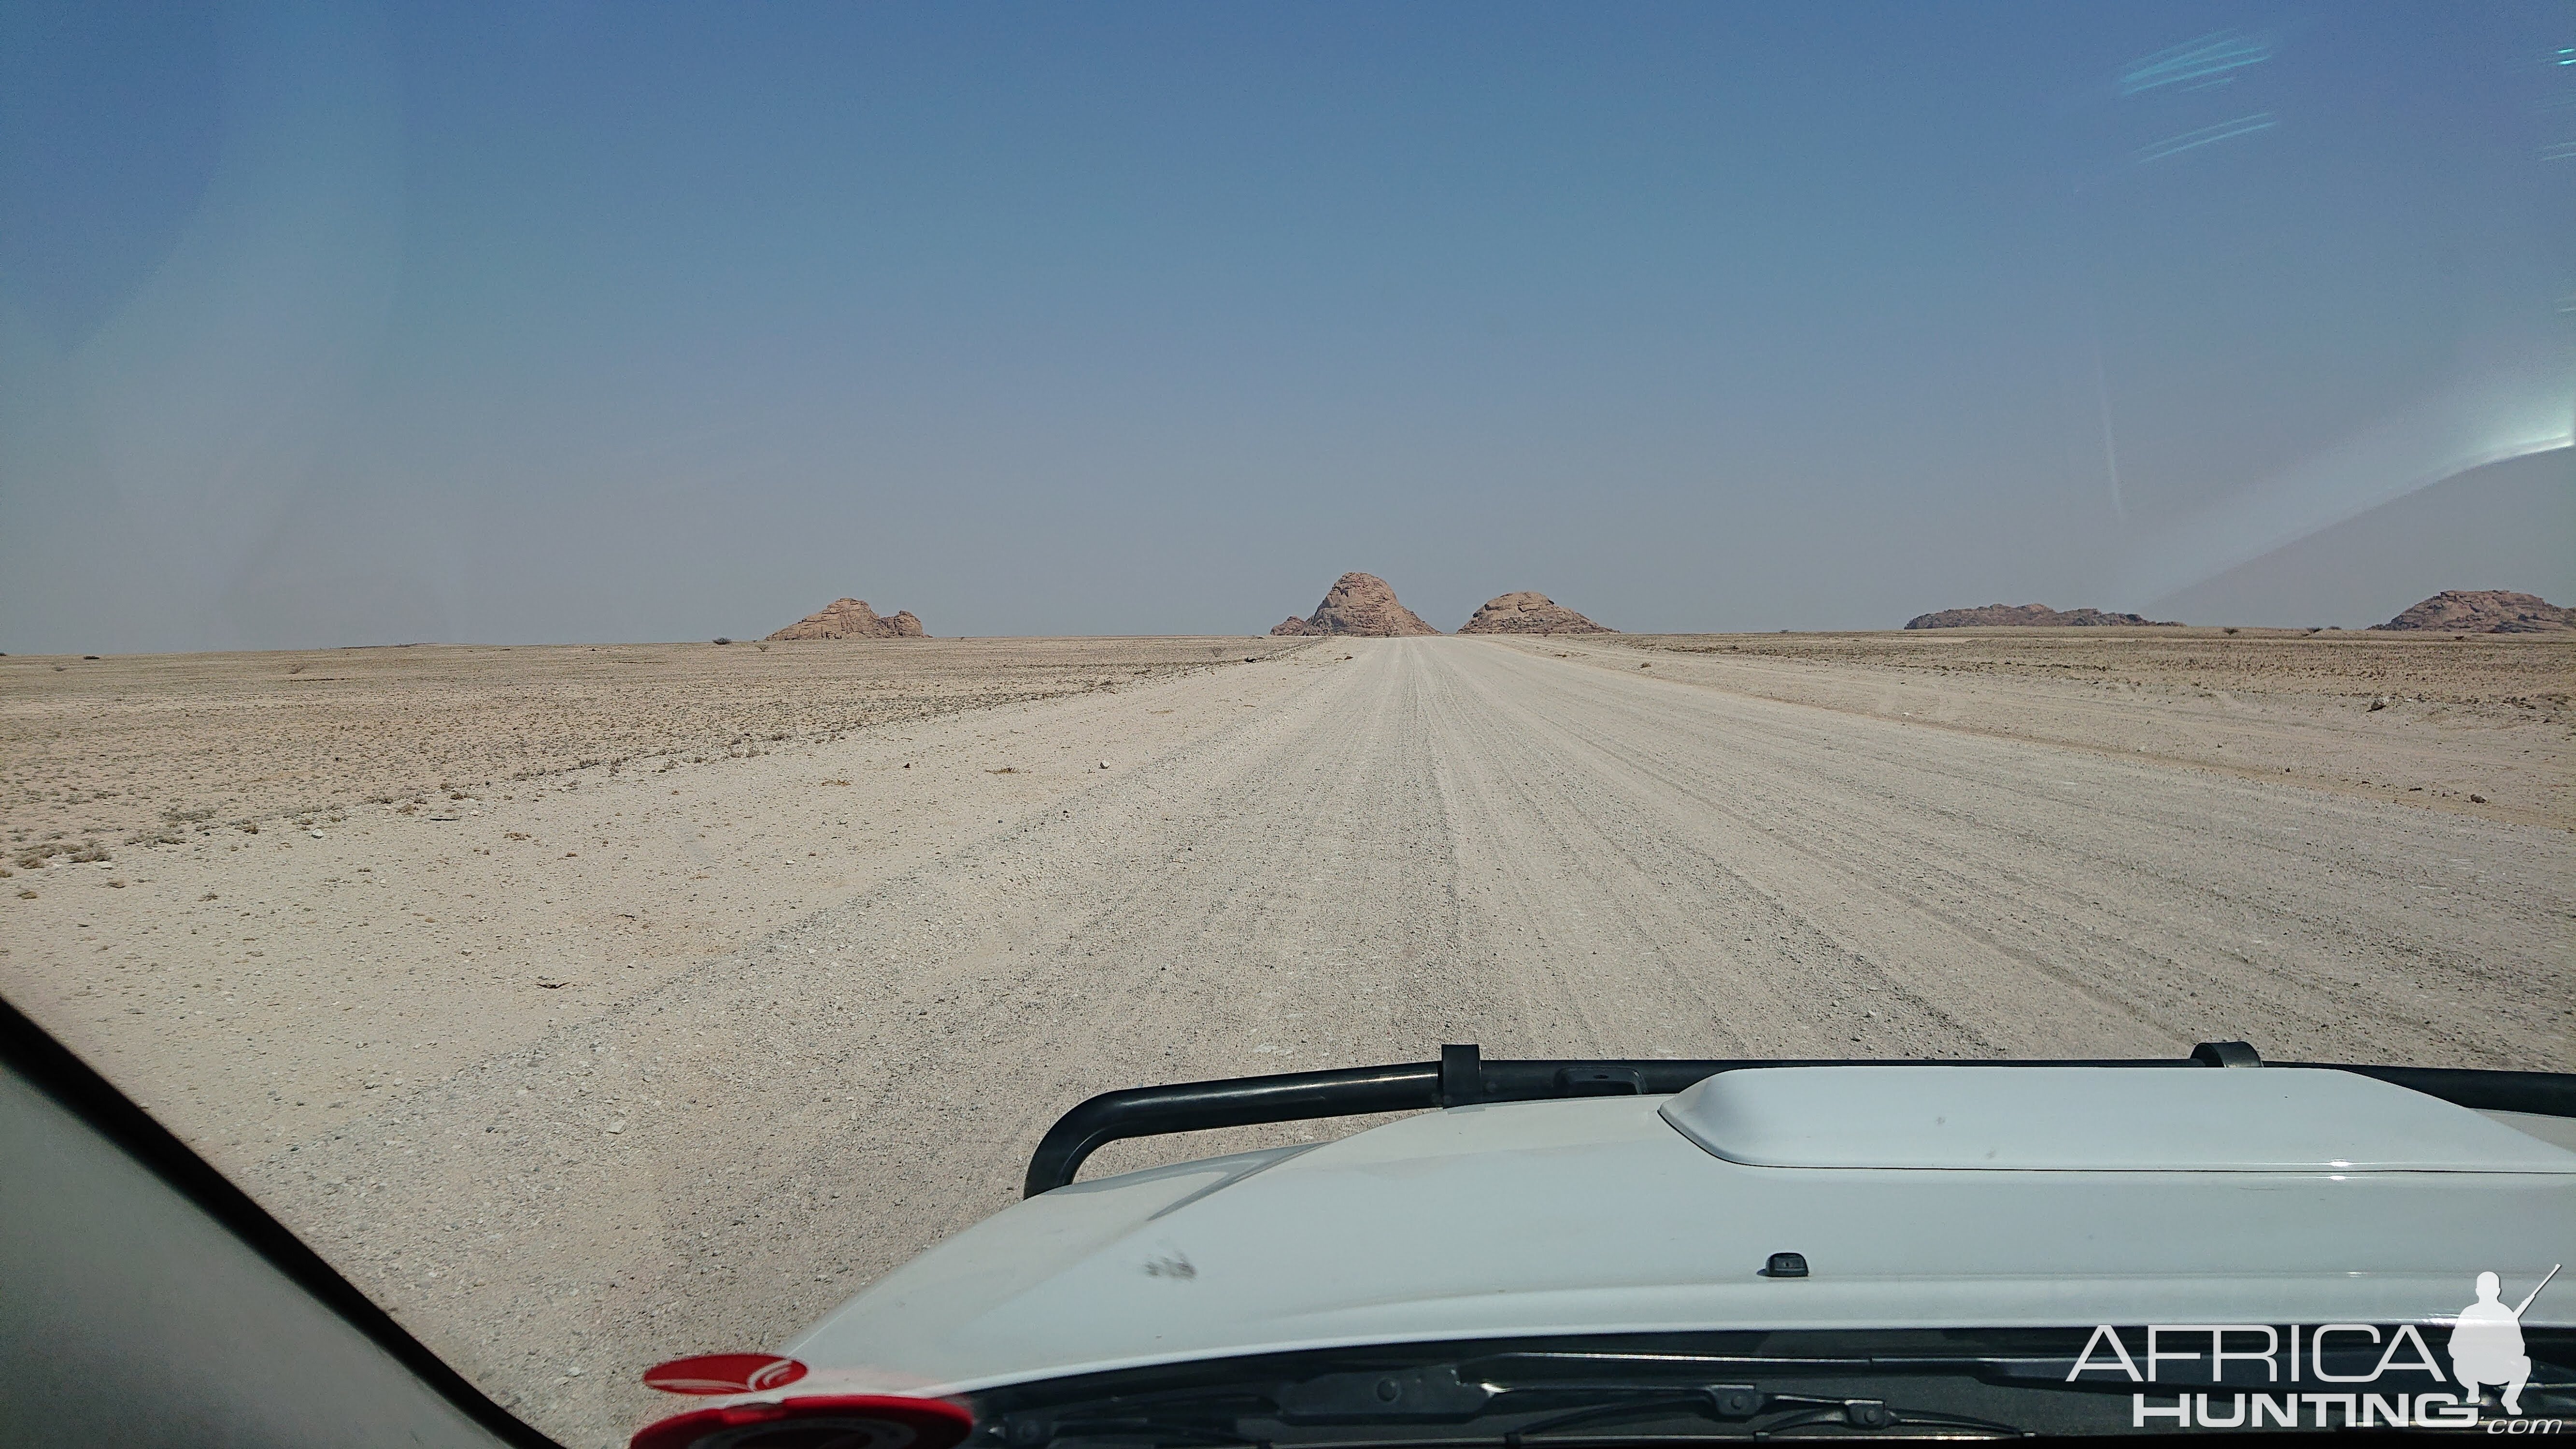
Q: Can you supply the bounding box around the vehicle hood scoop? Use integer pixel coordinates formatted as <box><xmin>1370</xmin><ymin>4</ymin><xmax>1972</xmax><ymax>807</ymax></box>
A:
<box><xmin>1658</xmin><ymin>1065</ymin><xmax>2576</xmax><ymax>1173</ymax></box>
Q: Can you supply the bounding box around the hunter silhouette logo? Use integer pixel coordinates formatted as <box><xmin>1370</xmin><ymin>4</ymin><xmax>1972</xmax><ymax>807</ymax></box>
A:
<box><xmin>2450</xmin><ymin>1265</ymin><xmax>2557</xmax><ymax>1417</ymax></box>
<box><xmin>2070</xmin><ymin>1264</ymin><xmax>2563</xmax><ymax>1429</ymax></box>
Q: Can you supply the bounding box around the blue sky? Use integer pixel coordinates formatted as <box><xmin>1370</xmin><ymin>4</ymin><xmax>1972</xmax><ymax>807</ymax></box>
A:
<box><xmin>2</xmin><ymin>1</ymin><xmax>2568</xmax><ymax>650</ymax></box>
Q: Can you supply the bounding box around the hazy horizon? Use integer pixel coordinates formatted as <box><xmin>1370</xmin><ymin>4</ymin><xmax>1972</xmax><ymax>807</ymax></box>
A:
<box><xmin>4</xmin><ymin>2</ymin><xmax>2569</xmax><ymax>654</ymax></box>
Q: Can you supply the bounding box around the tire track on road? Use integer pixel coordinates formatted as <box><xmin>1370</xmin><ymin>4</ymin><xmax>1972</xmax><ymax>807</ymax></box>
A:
<box><xmin>227</xmin><ymin>636</ymin><xmax>2570</xmax><ymax>1448</ymax></box>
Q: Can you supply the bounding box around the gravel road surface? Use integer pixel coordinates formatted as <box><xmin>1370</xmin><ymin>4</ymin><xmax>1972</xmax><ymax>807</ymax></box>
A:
<box><xmin>9</xmin><ymin>638</ymin><xmax>2568</xmax><ymax>1446</ymax></box>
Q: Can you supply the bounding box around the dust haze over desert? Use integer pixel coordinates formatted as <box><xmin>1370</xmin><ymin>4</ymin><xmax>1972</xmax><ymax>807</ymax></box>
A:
<box><xmin>5</xmin><ymin>5</ymin><xmax>2576</xmax><ymax>1448</ymax></box>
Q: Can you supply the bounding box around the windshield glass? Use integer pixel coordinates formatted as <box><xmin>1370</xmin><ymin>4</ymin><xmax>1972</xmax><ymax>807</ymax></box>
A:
<box><xmin>959</xmin><ymin>1330</ymin><xmax>2576</xmax><ymax>1443</ymax></box>
<box><xmin>2</xmin><ymin>4</ymin><xmax>2568</xmax><ymax>1446</ymax></box>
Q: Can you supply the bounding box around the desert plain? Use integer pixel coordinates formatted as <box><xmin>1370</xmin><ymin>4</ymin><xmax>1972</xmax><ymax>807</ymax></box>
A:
<box><xmin>3</xmin><ymin>627</ymin><xmax>2572</xmax><ymax>1446</ymax></box>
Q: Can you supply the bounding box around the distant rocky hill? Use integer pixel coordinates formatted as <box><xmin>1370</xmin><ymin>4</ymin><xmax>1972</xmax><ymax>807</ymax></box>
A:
<box><xmin>2372</xmin><ymin>590</ymin><xmax>2576</xmax><ymax>634</ymax></box>
<box><xmin>1271</xmin><ymin>573</ymin><xmax>1440</xmax><ymax>636</ymax></box>
<box><xmin>1905</xmin><ymin>603</ymin><xmax>2180</xmax><ymax>630</ymax></box>
<box><xmin>766</xmin><ymin>598</ymin><xmax>927</xmax><ymax>640</ymax></box>
<box><xmin>1457</xmin><ymin>592</ymin><xmax>1615</xmax><ymax>635</ymax></box>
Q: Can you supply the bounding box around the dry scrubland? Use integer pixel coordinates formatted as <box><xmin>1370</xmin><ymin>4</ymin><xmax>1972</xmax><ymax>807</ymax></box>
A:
<box><xmin>1633</xmin><ymin>625</ymin><xmax>2574</xmax><ymax>707</ymax></box>
<box><xmin>2</xmin><ymin>630</ymin><xmax>2570</xmax><ymax>1449</ymax></box>
<box><xmin>1</xmin><ymin>637</ymin><xmax>1282</xmax><ymax>859</ymax></box>
<box><xmin>1609</xmin><ymin>627</ymin><xmax>2576</xmax><ymax>828</ymax></box>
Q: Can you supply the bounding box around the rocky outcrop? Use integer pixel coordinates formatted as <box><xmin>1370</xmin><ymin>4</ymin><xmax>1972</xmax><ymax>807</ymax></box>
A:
<box><xmin>1275</xmin><ymin>573</ymin><xmax>1439</xmax><ymax>636</ymax></box>
<box><xmin>1905</xmin><ymin>603</ymin><xmax>2179</xmax><ymax>630</ymax></box>
<box><xmin>2371</xmin><ymin>590</ymin><xmax>2576</xmax><ymax>634</ymax></box>
<box><xmin>1456</xmin><ymin>592</ymin><xmax>1615</xmax><ymax>635</ymax></box>
<box><xmin>766</xmin><ymin>598</ymin><xmax>927</xmax><ymax>641</ymax></box>
<box><xmin>1269</xmin><ymin>617</ymin><xmax>1321</xmax><ymax>637</ymax></box>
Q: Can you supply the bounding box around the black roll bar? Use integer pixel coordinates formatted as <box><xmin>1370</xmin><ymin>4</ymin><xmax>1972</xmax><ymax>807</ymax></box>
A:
<box><xmin>1022</xmin><ymin>1041</ymin><xmax>2576</xmax><ymax>1195</ymax></box>
<box><xmin>1022</xmin><ymin>1058</ymin><xmax>1442</xmax><ymax>1199</ymax></box>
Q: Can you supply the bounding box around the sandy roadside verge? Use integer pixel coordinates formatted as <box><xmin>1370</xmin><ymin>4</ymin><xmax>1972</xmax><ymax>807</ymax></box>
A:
<box><xmin>0</xmin><ymin>642</ymin><xmax>1324</xmax><ymax>1181</ymax></box>
<box><xmin>0</xmin><ymin>636</ymin><xmax>1304</xmax><ymax>852</ymax></box>
<box><xmin>1551</xmin><ymin>630</ymin><xmax>2575</xmax><ymax>830</ymax></box>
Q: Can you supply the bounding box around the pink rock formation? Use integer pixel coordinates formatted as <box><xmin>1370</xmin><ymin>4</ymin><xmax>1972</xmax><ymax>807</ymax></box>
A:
<box><xmin>1457</xmin><ymin>592</ymin><xmax>1614</xmax><ymax>635</ymax></box>
<box><xmin>1905</xmin><ymin>603</ymin><xmax>2178</xmax><ymax>629</ymax></box>
<box><xmin>766</xmin><ymin>598</ymin><xmax>928</xmax><ymax>641</ymax></box>
<box><xmin>2371</xmin><ymin>590</ymin><xmax>2576</xmax><ymax>634</ymax></box>
<box><xmin>1274</xmin><ymin>573</ymin><xmax>1439</xmax><ymax>637</ymax></box>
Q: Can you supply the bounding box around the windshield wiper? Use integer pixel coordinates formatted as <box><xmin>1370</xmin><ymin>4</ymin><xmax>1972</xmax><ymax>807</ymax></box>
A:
<box><xmin>1281</xmin><ymin>1358</ymin><xmax>2027</xmax><ymax>1436</ymax></box>
<box><xmin>1499</xmin><ymin>1389</ymin><xmax>2027</xmax><ymax>1441</ymax></box>
<box><xmin>994</xmin><ymin>1367</ymin><xmax>2030</xmax><ymax>1446</ymax></box>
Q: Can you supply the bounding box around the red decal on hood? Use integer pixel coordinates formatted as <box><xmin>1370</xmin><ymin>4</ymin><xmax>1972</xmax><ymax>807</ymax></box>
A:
<box><xmin>641</xmin><ymin>1353</ymin><xmax>809</xmax><ymax>1394</ymax></box>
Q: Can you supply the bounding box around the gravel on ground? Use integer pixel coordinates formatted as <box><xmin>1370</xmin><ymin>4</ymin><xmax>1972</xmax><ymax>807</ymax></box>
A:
<box><xmin>4</xmin><ymin>635</ymin><xmax>2568</xmax><ymax>1447</ymax></box>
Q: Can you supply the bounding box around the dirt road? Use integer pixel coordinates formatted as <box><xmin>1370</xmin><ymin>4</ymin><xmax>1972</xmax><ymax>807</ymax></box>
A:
<box><xmin>7</xmin><ymin>637</ymin><xmax>2569</xmax><ymax>1446</ymax></box>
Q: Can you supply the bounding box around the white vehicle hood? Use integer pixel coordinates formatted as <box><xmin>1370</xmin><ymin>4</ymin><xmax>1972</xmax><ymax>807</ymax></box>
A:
<box><xmin>784</xmin><ymin>1068</ymin><xmax>2576</xmax><ymax>1397</ymax></box>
